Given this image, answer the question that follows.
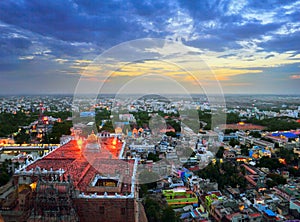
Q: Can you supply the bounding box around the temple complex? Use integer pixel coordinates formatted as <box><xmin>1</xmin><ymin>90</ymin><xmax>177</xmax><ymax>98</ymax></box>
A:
<box><xmin>5</xmin><ymin>132</ymin><xmax>139</xmax><ymax>222</ymax></box>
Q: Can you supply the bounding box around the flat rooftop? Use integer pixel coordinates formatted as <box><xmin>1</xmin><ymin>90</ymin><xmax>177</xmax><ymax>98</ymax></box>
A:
<box><xmin>25</xmin><ymin>138</ymin><xmax>134</xmax><ymax>196</ymax></box>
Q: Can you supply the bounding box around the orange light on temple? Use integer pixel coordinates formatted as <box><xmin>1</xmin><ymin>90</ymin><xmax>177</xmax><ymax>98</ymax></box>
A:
<box><xmin>112</xmin><ymin>138</ymin><xmax>117</xmax><ymax>146</ymax></box>
<box><xmin>279</xmin><ymin>158</ymin><xmax>286</xmax><ymax>165</ymax></box>
<box><xmin>30</xmin><ymin>182</ymin><xmax>37</xmax><ymax>190</ymax></box>
<box><xmin>43</xmin><ymin>116</ymin><xmax>48</xmax><ymax>121</ymax></box>
<box><xmin>77</xmin><ymin>138</ymin><xmax>83</xmax><ymax>148</ymax></box>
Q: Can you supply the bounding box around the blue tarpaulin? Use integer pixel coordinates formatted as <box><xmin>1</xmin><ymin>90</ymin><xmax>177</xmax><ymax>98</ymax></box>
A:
<box><xmin>180</xmin><ymin>212</ymin><xmax>190</xmax><ymax>219</ymax></box>
<box><xmin>272</xmin><ymin>132</ymin><xmax>298</xmax><ymax>138</ymax></box>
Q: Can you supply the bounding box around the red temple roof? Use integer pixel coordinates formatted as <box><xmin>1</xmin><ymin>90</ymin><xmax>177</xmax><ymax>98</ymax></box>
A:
<box><xmin>26</xmin><ymin>138</ymin><xmax>134</xmax><ymax>194</ymax></box>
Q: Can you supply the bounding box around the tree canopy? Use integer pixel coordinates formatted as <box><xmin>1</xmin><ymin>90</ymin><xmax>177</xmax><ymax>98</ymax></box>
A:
<box><xmin>196</xmin><ymin>161</ymin><xmax>247</xmax><ymax>190</ymax></box>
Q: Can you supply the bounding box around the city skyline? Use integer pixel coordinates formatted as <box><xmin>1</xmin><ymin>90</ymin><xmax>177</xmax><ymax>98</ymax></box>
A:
<box><xmin>0</xmin><ymin>0</ymin><xmax>300</xmax><ymax>95</ymax></box>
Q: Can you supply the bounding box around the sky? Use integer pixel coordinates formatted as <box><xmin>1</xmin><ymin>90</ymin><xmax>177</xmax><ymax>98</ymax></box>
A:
<box><xmin>0</xmin><ymin>0</ymin><xmax>300</xmax><ymax>95</ymax></box>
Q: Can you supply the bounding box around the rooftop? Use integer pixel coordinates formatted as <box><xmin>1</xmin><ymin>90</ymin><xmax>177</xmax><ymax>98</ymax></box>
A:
<box><xmin>24</xmin><ymin>138</ymin><xmax>135</xmax><ymax>196</ymax></box>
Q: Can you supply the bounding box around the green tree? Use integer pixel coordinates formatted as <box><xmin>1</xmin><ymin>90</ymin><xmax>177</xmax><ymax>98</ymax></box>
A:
<box><xmin>0</xmin><ymin>159</ymin><xmax>12</xmax><ymax>186</ymax></box>
<box><xmin>277</xmin><ymin>148</ymin><xmax>298</xmax><ymax>165</ymax></box>
<box><xmin>100</xmin><ymin>120</ymin><xmax>115</xmax><ymax>133</ymax></box>
<box><xmin>14</xmin><ymin>128</ymin><xmax>30</xmax><ymax>144</ymax></box>
<box><xmin>226</xmin><ymin>112</ymin><xmax>241</xmax><ymax>124</ymax></box>
<box><xmin>249</xmin><ymin>131</ymin><xmax>261</xmax><ymax>138</ymax></box>
<box><xmin>229</xmin><ymin>138</ymin><xmax>240</xmax><ymax>147</ymax></box>
<box><xmin>240</xmin><ymin>144</ymin><xmax>250</xmax><ymax>156</ymax></box>
<box><xmin>0</xmin><ymin>112</ymin><xmax>36</xmax><ymax>137</ymax></box>
<box><xmin>48</xmin><ymin>121</ymin><xmax>72</xmax><ymax>143</ymax></box>
<box><xmin>44</xmin><ymin>111</ymin><xmax>72</xmax><ymax>120</ymax></box>
<box><xmin>287</xmin><ymin>167</ymin><xmax>300</xmax><ymax>177</ymax></box>
<box><xmin>196</xmin><ymin>162</ymin><xmax>247</xmax><ymax>190</ymax></box>
<box><xmin>143</xmin><ymin>198</ymin><xmax>179</xmax><ymax>222</ymax></box>
<box><xmin>147</xmin><ymin>152</ymin><xmax>160</xmax><ymax>162</ymax></box>
<box><xmin>266</xmin><ymin>173</ymin><xmax>287</xmax><ymax>188</ymax></box>
<box><xmin>216</xmin><ymin>146</ymin><xmax>225</xmax><ymax>158</ymax></box>
<box><xmin>198</xmin><ymin>110</ymin><xmax>212</xmax><ymax>130</ymax></box>
<box><xmin>161</xmin><ymin>206</ymin><xmax>179</xmax><ymax>222</ymax></box>
<box><xmin>224</xmin><ymin>129</ymin><xmax>238</xmax><ymax>134</ymax></box>
<box><xmin>257</xmin><ymin>156</ymin><xmax>284</xmax><ymax>169</ymax></box>
<box><xmin>166</xmin><ymin>131</ymin><xmax>177</xmax><ymax>137</ymax></box>
<box><xmin>131</xmin><ymin>111</ymin><xmax>150</xmax><ymax>128</ymax></box>
<box><xmin>0</xmin><ymin>171</ymin><xmax>10</xmax><ymax>186</ymax></box>
<box><xmin>246</xmin><ymin>117</ymin><xmax>300</xmax><ymax>131</ymax></box>
<box><xmin>165</xmin><ymin>119</ymin><xmax>181</xmax><ymax>132</ymax></box>
<box><xmin>144</xmin><ymin>198</ymin><xmax>161</xmax><ymax>222</ymax></box>
<box><xmin>95</xmin><ymin>108</ymin><xmax>111</xmax><ymax>126</ymax></box>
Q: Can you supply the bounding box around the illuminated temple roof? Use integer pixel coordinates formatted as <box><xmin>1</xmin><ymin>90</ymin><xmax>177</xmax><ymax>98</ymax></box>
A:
<box><xmin>87</xmin><ymin>131</ymin><xmax>98</xmax><ymax>143</ymax></box>
<box><xmin>25</xmin><ymin>138</ymin><xmax>134</xmax><ymax>195</ymax></box>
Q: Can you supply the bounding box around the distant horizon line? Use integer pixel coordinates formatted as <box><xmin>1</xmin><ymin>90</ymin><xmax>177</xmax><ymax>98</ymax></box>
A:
<box><xmin>1</xmin><ymin>93</ymin><xmax>300</xmax><ymax>97</ymax></box>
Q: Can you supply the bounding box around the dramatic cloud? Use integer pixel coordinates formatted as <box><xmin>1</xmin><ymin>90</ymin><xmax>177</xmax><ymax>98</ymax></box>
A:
<box><xmin>0</xmin><ymin>0</ymin><xmax>299</xmax><ymax>94</ymax></box>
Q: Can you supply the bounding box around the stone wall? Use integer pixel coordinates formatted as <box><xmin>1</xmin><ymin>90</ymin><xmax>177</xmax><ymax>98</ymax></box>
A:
<box><xmin>74</xmin><ymin>198</ymin><xmax>135</xmax><ymax>222</ymax></box>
